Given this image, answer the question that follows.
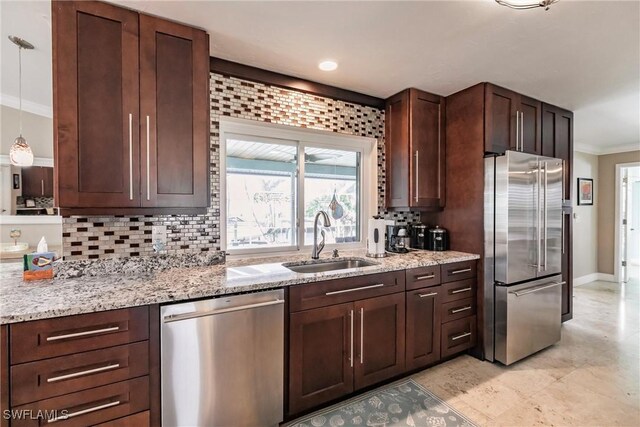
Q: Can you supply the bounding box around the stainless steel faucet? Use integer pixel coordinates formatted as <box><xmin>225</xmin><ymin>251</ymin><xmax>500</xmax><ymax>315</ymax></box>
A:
<box><xmin>311</xmin><ymin>211</ymin><xmax>331</xmax><ymax>259</ymax></box>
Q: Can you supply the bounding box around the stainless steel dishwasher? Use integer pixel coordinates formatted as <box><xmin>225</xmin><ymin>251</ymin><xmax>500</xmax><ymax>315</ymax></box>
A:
<box><xmin>161</xmin><ymin>289</ymin><xmax>284</xmax><ymax>427</ymax></box>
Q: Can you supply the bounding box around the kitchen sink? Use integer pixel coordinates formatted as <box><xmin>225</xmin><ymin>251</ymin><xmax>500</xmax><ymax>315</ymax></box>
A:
<box><xmin>283</xmin><ymin>258</ymin><xmax>379</xmax><ymax>274</ymax></box>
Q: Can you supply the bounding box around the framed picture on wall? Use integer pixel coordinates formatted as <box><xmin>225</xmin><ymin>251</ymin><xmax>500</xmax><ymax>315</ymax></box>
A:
<box><xmin>577</xmin><ymin>178</ymin><xmax>594</xmax><ymax>206</ymax></box>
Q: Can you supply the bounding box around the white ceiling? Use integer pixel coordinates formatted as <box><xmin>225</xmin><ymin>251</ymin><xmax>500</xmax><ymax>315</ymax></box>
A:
<box><xmin>2</xmin><ymin>1</ymin><xmax>638</xmax><ymax>154</ymax></box>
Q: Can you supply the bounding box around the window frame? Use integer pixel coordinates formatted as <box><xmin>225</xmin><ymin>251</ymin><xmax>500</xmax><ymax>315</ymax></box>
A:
<box><xmin>219</xmin><ymin>117</ymin><xmax>377</xmax><ymax>258</ymax></box>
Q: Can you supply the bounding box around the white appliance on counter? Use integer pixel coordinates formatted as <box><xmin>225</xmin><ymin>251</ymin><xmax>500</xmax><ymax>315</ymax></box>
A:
<box><xmin>161</xmin><ymin>289</ymin><xmax>284</xmax><ymax>427</ymax></box>
<box><xmin>484</xmin><ymin>150</ymin><xmax>565</xmax><ymax>365</ymax></box>
<box><xmin>366</xmin><ymin>217</ymin><xmax>393</xmax><ymax>258</ymax></box>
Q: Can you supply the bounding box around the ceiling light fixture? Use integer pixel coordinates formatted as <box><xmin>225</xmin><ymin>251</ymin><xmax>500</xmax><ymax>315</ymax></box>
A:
<box><xmin>495</xmin><ymin>0</ymin><xmax>559</xmax><ymax>11</ymax></box>
<box><xmin>8</xmin><ymin>35</ymin><xmax>35</xmax><ymax>167</ymax></box>
<box><xmin>318</xmin><ymin>60</ymin><xmax>338</xmax><ymax>71</ymax></box>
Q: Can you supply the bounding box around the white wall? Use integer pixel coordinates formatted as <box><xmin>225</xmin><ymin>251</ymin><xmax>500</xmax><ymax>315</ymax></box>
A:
<box><xmin>0</xmin><ymin>104</ymin><xmax>53</xmax><ymax>158</ymax></box>
<box><xmin>573</xmin><ymin>151</ymin><xmax>599</xmax><ymax>281</ymax></box>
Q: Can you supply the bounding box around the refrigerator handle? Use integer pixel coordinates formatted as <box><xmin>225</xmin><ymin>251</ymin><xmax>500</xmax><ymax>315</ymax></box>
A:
<box><xmin>543</xmin><ymin>161</ymin><xmax>548</xmax><ymax>271</ymax></box>
<box><xmin>537</xmin><ymin>162</ymin><xmax>542</xmax><ymax>272</ymax></box>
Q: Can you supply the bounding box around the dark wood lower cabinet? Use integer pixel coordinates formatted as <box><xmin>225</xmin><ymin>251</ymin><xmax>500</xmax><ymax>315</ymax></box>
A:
<box><xmin>354</xmin><ymin>293</ymin><xmax>405</xmax><ymax>390</ymax></box>
<box><xmin>441</xmin><ymin>315</ymin><xmax>477</xmax><ymax>358</ymax></box>
<box><xmin>289</xmin><ymin>303</ymin><xmax>354</xmax><ymax>415</ymax></box>
<box><xmin>405</xmin><ymin>287</ymin><xmax>441</xmax><ymax>370</ymax></box>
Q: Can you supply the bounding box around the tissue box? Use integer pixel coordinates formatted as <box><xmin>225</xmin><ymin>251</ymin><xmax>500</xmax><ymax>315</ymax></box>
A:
<box><xmin>23</xmin><ymin>252</ymin><xmax>55</xmax><ymax>280</ymax></box>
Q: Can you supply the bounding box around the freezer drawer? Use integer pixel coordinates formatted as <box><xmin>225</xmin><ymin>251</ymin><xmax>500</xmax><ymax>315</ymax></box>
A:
<box><xmin>495</xmin><ymin>276</ymin><xmax>562</xmax><ymax>365</ymax></box>
<box><xmin>161</xmin><ymin>289</ymin><xmax>284</xmax><ymax>427</ymax></box>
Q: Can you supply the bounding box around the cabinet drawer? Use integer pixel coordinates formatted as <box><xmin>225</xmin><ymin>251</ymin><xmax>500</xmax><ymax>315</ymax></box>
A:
<box><xmin>11</xmin><ymin>342</ymin><xmax>149</xmax><ymax>406</ymax></box>
<box><xmin>406</xmin><ymin>265</ymin><xmax>441</xmax><ymax>290</ymax></box>
<box><xmin>10</xmin><ymin>307</ymin><xmax>149</xmax><ymax>364</ymax></box>
<box><xmin>289</xmin><ymin>271</ymin><xmax>405</xmax><ymax>312</ymax></box>
<box><xmin>441</xmin><ymin>298</ymin><xmax>476</xmax><ymax>324</ymax></box>
<box><xmin>441</xmin><ymin>315</ymin><xmax>476</xmax><ymax>358</ymax></box>
<box><xmin>441</xmin><ymin>260</ymin><xmax>477</xmax><ymax>283</ymax></box>
<box><xmin>94</xmin><ymin>411</ymin><xmax>149</xmax><ymax>427</ymax></box>
<box><xmin>11</xmin><ymin>377</ymin><xmax>149</xmax><ymax>427</ymax></box>
<box><xmin>441</xmin><ymin>279</ymin><xmax>476</xmax><ymax>303</ymax></box>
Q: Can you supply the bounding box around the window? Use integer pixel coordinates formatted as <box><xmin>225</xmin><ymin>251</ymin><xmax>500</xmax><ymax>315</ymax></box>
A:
<box><xmin>220</xmin><ymin>118</ymin><xmax>376</xmax><ymax>255</ymax></box>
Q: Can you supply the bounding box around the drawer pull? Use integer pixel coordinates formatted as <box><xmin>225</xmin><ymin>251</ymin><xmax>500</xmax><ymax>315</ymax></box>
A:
<box><xmin>450</xmin><ymin>287</ymin><xmax>472</xmax><ymax>295</ymax></box>
<box><xmin>450</xmin><ymin>306</ymin><xmax>472</xmax><ymax>314</ymax></box>
<box><xmin>325</xmin><ymin>283</ymin><xmax>384</xmax><ymax>296</ymax></box>
<box><xmin>451</xmin><ymin>331</ymin><xmax>472</xmax><ymax>341</ymax></box>
<box><xmin>418</xmin><ymin>292</ymin><xmax>438</xmax><ymax>298</ymax></box>
<box><xmin>47</xmin><ymin>363</ymin><xmax>121</xmax><ymax>383</ymax></box>
<box><xmin>449</xmin><ymin>267</ymin><xmax>472</xmax><ymax>275</ymax></box>
<box><xmin>415</xmin><ymin>274</ymin><xmax>435</xmax><ymax>281</ymax></box>
<box><xmin>46</xmin><ymin>326</ymin><xmax>120</xmax><ymax>342</ymax></box>
<box><xmin>47</xmin><ymin>400</ymin><xmax>121</xmax><ymax>423</ymax></box>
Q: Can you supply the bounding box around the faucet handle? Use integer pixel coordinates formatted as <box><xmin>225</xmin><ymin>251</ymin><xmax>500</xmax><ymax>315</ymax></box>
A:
<box><xmin>332</xmin><ymin>249</ymin><xmax>339</xmax><ymax>258</ymax></box>
<box><xmin>318</xmin><ymin>230</ymin><xmax>326</xmax><ymax>254</ymax></box>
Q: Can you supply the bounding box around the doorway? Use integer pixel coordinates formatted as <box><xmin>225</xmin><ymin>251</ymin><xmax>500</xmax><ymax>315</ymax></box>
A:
<box><xmin>617</xmin><ymin>163</ymin><xmax>640</xmax><ymax>283</ymax></box>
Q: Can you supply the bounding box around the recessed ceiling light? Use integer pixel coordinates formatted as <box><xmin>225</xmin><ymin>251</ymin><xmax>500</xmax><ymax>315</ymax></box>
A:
<box><xmin>318</xmin><ymin>60</ymin><xmax>338</xmax><ymax>71</ymax></box>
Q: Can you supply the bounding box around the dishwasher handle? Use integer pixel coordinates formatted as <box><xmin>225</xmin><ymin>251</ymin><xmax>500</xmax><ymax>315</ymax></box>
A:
<box><xmin>163</xmin><ymin>299</ymin><xmax>284</xmax><ymax>323</ymax></box>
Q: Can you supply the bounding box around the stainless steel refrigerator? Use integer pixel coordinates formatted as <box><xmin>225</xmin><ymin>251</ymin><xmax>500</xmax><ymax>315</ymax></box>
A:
<box><xmin>484</xmin><ymin>150</ymin><xmax>565</xmax><ymax>365</ymax></box>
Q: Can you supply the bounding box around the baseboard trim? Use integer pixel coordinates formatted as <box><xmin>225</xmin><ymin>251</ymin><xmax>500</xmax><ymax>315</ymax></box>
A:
<box><xmin>574</xmin><ymin>273</ymin><xmax>617</xmax><ymax>286</ymax></box>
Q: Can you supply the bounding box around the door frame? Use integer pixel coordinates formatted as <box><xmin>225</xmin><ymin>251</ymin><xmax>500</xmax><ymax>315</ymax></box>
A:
<box><xmin>614</xmin><ymin>161</ymin><xmax>640</xmax><ymax>283</ymax></box>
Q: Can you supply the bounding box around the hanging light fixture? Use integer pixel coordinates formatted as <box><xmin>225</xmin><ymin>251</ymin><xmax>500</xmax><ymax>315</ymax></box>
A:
<box><xmin>495</xmin><ymin>0</ymin><xmax>559</xmax><ymax>11</ymax></box>
<box><xmin>8</xmin><ymin>35</ymin><xmax>35</xmax><ymax>167</ymax></box>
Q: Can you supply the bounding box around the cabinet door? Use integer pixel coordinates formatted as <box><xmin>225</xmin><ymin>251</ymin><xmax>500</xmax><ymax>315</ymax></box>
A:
<box><xmin>485</xmin><ymin>84</ymin><xmax>518</xmax><ymax>154</ymax></box>
<box><xmin>289</xmin><ymin>303</ymin><xmax>354</xmax><ymax>415</ymax></box>
<box><xmin>520</xmin><ymin>95</ymin><xmax>542</xmax><ymax>155</ymax></box>
<box><xmin>139</xmin><ymin>15</ymin><xmax>210</xmax><ymax>208</ymax></box>
<box><xmin>542</xmin><ymin>104</ymin><xmax>573</xmax><ymax>203</ymax></box>
<box><xmin>354</xmin><ymin>293</ymin><xmax>405</xmax><ymax>390</ymax></box>
<box><xmin>20</xmin><ymin>167</ymin><xmax>43</xmax><ymax>197</ymax></box>
<box><xmin>410</xmin><ymin>89</ymin><xmax>446</xmax><ymax>209</ymax></box>
<box><xmin>561</xmin><ymin>207</ymin><xmax>573</xmax><ymax>321</ymax></box>
<box><xmin>53</xmin><ymin>1</ymin><xmax>140</xmax><ymax>208</ymax></box>
<box><xmin>43</xmin><ymin>167</ymin><xmax>54</xmax><ymax>197</ymax></box>
<box><xmin>406</xmin><ymin>287</ymin><xmax>441</xmax><ymax>371</ymax></box>
<box><xmin>385</xmin><ymin>90</ymin><xmax>410</xmax><ymax>208</ymax></box>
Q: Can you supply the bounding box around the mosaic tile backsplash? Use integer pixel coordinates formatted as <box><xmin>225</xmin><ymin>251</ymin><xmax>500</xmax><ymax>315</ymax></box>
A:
<box><xmin>62</xmin><ymin>72</ymin><xmax>420</xmax><ymax>260</ymax></box>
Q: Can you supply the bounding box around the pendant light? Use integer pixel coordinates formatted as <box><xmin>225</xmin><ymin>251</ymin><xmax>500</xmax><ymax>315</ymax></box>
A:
<box><xmin>8</xmin><ymin>35</ymin><xmax>35</xmax><ymax>167</ymax></box>
<box><xmin>495</xmin><ymin>0</ymin><xmax>559</xmax><ymax>11</ymax></box>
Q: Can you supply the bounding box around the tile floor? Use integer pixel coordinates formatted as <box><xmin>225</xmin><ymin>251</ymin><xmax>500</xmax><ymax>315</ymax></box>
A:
<box><xmin>412</xmin><ymin>273</ymin><xmax>640</xmax><ymax>426</ymax></box>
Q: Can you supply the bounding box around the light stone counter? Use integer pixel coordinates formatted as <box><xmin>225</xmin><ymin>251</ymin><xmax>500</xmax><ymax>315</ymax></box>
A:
<box><xmin>0</xmin><ymin>249</ymin><xmax>479</xmax><ymax>324</ymax></box>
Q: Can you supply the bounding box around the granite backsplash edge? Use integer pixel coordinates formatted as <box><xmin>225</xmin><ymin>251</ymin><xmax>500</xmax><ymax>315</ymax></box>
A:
<box><xmin>54</xmin><ymin>250</ymin><xmax>226</xmax><ymax>279</ymax></box>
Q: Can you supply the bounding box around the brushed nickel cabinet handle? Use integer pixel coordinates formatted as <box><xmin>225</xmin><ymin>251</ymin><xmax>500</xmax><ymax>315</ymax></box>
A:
<box><xmin>360</xmin><ymin>307</ymin><xmax>364</xmax><ymax>365</ymax></box>
<box><xmin>146</xmin><ymin>115</ymin><xmax>150</xmax><ymax>201</ymax></box>
<box><xmin>325</xmin><ymin>283</ymin><xmax>384</xmax><ymax>296</ymax></box>
<box><xmin>46</xmin><ymin>326</ymin><xmax>120</xmax><ymax>342</ymax></box>
<box><xmin>349</xmin><ymin>309</ymin><xmax>354</xmax><ymax>368</ymax></box>
<box><xmin>415</xmin><ymin>274</ymin><xmax>435</xmax><ymax>281</ymax></box>
<box><xmin>47</xmin><ymin>363</ymin><xmax>121</xmax><ymax>383</ymax></box>
<box><xmin>41</xmin><ymin>179</ymin><xmax>44</xmax><ymax>195</ymax></box>
<box><xmin>128</xmin><ymin>113</ymin><xmax>133</xmax><ymax>200</ymax></box>
<box><xmin>515</xmin><ymin>110</ymin><xmax>520</xmax><ymax>151</ymax></box>
<box><xmin>47</xmin><ymin>400</ymin><xmax>121</xmax><ymax>423</ymax></box>
<box><xmin>451</xmin><ymin>331</ymin><xmax>471</xmax><ymax>341</ymax></box>
<box><xmin>451</xmin><ymin>306</ymin><xmax>472</xmax><ymax>314</ymax></box>
<box><xmin>418</xmin><ymin>292</ymin><xmax>438</xmax><ymax>298</ymax></box>
<box><xmin>451</xmin><ymin>287</ymin><xmax>472</xmax><ymax>294</ymax></box>
<box><xmin>449</xmin><ymin>268</ymin><xmax>471</xmax><ymax>275</ymax></box>
<box><xmin>415</xmin><ymin>150</ymin><xmax>419</xmax><ymax>203</ymax></box>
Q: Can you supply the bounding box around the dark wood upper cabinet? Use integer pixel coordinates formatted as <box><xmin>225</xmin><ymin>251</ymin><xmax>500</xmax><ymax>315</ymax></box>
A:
<box><xmin>485</xmin><ymin>84</ymin><xmax>541</xmax><ymax>155</ymax></box>
<box><xmin>354</xmin><ymin>292</ymin><xmax>405</xmax><ymax>390</ymax></box>
<box><xmin>385</xmin><ymin>88</ymin><xmax>445</xmax><ymax>210</ymax></box>
<box><xmin>54</xmin><ymin>1</ymin><xmax>140</xmax><ymax>208</ymax></box>
<box><xmin>21</xmin><ymin>167</ymin><xmax>54</xmax><ymax>198</ymax></box>
<box><xmin>53</xmin><ymin>1</ymin><xmax>210</xmax><ymax>213</ymax></box>
<box><xmin>139</xmin><ymin>15</ymin><xmax>209</xmax><ymax>208</ymax></box>
<box><xmin>542</xmin><ymin>103</ymin><xmax>573</xmax><ymax>203</ymax></box>
<box><xmin>288</xmin><ymin>303</ymin><xmax>354</xmax><ymax>415</ymax></box>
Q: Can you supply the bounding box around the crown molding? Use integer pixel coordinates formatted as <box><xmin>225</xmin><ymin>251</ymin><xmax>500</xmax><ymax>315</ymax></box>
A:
<box><xmin>0</xmin><ymin>93</ymin><xmax>52</xmax><ymax>118</ymax></box>
<box><xmin>574</xmin><ymin>142</ymin><xmax>640</xmax><ymax>156</ymax></box>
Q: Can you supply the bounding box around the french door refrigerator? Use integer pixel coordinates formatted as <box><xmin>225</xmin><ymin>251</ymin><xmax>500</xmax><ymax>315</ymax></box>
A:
<box><xmin>484</xmin><ymin>150</ymin><xmax>565</xmax><ymax>365</ymax></box>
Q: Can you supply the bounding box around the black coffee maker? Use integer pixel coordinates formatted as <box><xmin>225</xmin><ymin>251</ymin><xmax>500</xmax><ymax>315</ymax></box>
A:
<box><xmin>386</xmin><ymin>225</ymin><xmax>410</xmax><ymax>253</ymax></box>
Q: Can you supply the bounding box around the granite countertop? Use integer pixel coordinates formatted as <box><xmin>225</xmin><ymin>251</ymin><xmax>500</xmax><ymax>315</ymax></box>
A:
<box><xmin>0</xmin><ymin>249</ymin><xmax>479</xmax><ymax>325</ymax></box>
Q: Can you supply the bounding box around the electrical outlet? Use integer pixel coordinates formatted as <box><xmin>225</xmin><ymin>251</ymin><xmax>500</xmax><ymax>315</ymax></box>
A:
<box><xmin>152</xmin><ymin>226</ymin><xmax>167</xmax><ymax>252</ymax></box>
